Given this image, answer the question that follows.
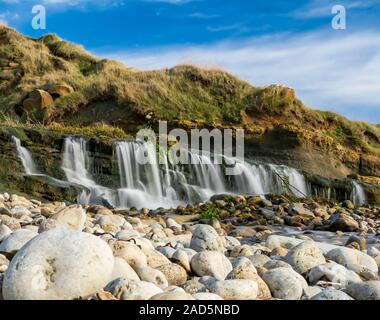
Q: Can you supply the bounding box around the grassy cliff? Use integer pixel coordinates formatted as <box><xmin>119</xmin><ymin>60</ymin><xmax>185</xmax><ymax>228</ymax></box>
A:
<box><xmin>1</xmin><ymin>25</ymin><xmax>380</xmax><ymax>179</ymax></box>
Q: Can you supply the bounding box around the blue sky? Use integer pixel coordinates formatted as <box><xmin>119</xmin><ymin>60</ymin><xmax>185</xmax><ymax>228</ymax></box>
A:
<box><xmin>1</xmin><ymin>0</ymin><xmax>380</xmax><ymax>123</ymax></box>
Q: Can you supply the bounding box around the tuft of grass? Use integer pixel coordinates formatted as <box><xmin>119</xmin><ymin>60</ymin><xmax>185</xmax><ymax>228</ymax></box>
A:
<box><xmin>199</xmin><ymin>207</ymin><xmax>221</xmax><ymax>220</ymax></box>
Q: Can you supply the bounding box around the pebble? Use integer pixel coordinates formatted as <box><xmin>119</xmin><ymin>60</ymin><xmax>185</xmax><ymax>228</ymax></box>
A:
<box><xmin>310</xmin><ymin>288</ymin><xmax>354</xmax><ymax>300</ymax></box>
<box><xmin>190</xmin><ymin>225</ymin><xmax>225</xmax><ymax>253</ymax></box>
<box><xmin>105</xmin><ymin>278</ymin><xmax>162</xmax><ymax>300</ymax></box>
<box><xmin>0</xmin><ymin>229</ymin><xmax>38</xmax><ymax>253</ymax></box>
<box><xmin>206</xmin><ymin>279</ymin><xmax>258</xmax><ymax>300</ymax></box>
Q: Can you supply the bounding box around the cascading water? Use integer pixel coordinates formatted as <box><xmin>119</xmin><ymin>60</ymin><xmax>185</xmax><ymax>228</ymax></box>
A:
<box><xmin>352</xmin><ymin>181</ymin><xmax>367</xmax><ymax>206</ymax></box>
<box><xmin>12</xmin><ymin>136</ymin><xmax>39</xmax><ymax>175</ymax></box>
<box><xmin>13</xmin><ymin>135</ymin><xmax>366</xmax><ymax>209</ymax></box>
<box><xmin>114</xmin><ymin>140</ymin><xmax>309</xmax><ymax>209</ymax></box>
<box><xmin>62</xmin><ymin>137</ymin><xmax>115</xmax><ymax>205</ymax></box>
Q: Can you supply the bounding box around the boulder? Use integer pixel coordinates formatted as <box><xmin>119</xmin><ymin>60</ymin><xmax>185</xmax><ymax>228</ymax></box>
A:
<box><xmin>262</xmin><ymin>267</ymin><xmax>304</xmax><ymax>300</ymax></box>
<box><xmin>22</xmin><ymin>89</ymin><xmax>54</xmax><ymax>120</ymax></box>
<box><xmin>206</xmin><ymin>279</ymin><xmax>258</xmax><ymax>300</ymax></box>
<box><xmin>310</xmin><ymin>288</ymin><xmax>354</xmax><ymax>300</ymax></box>
<box><xmin>51</xmin><ymin>205</ymin><xmax>86</xmax><ymax>231</ymax></box>
<box><xmin>136</xmin><ymin>266</ymin><xmax>168</xmax><ymax>289</ymax></box>
<box><xmin>156</xmin><ymin>263</ymin><xmax>187</xmax><ymax>286</ymax></box>
<box><xmin>111</xmin><ymin>257</ymin><xmax>140</xmax><ymax>282</ymax></box>
<box><xmin>48</xmin><ymin>84</ymin><xmax>74</xmax><ymax>98</ymax></box>
<box><xmin>191</xmin><ymin>251</ymin><xmax>232</xmax><ymax>280</ymax></box>
<box><xmin>325</xmin><ymin>213</ymin><xmax>359</xmax><ymax>232</ymax></box>
<box><xmin>345</xmin><ymin>281</ymin><xmax>380</xmax><ymax>300</ymax></box>
<box><xmin>308</xmin><ymin>263</ymin><xmax>362</xmax><ymax>286</ymax></box>
<box><xmin>105</xmin><ymin>278</ymin><xmax>162</xmax><ymax>300</ymax></box>
<box><xmin>190</xmin><ymin>225</ymin><xmax>225</xmax><ymax>253</ymax></box>
<box><xmin>326</xmin><ymin>247</ymin><xmax>378</xmax><ymax>274</ymax></box>
<box><xmin>0</xmin><ymin>229</ymin><xmax>38</xmax><ymax>254</ymax></box>
<box><xmin>3</xmin><ymin>227</ymin><xmax>114</xmax><ymax>300</ymax></box>
<box><xmin>285</xmin><ymin>241</ymin><xmax>326</xmax><ymax>274</ymax></box>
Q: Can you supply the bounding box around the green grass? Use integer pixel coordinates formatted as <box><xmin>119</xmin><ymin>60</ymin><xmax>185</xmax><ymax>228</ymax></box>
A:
<box><xmin>199</xmin><ymin>207</ymin><xmax>221</xmax><ymax>220</ymax></box>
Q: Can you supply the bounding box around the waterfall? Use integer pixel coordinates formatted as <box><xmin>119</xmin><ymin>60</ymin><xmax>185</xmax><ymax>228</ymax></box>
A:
<box><xmin>12</xmin><ymin>136</ymin><xmax>39</xmax><ymax>175</ymax></box>
<box><xmin>62</xmin><ymin>137</ymin><xmax>115</xmax><ymax>205</ymax></box>
<box><xmin>352</xmin><ymin>181</ymin><xmax>367</xmax><ymax>206</ymax></box>
<box><xmin>114</xmin><ymin>140</ymin><xmax>310</xmax><ymax>209</ymax></box>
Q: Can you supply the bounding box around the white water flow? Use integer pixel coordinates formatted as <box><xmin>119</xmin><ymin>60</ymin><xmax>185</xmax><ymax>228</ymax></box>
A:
<box><xmin>114</xmin><ymin>140</ymin><xmax>309</xmax><ymax>209</ymax></box>
<box><xmin>12</xmin><ymin>136</ymin><xmax>39</xmax><ymax>175</ymax></box>
<box><xmin>352</xmin><ymin>181</ymin><xmax>367</xmax><ymax>206</ymax></box>
<box><xmin>13</xmin><ymin>136</ymin><xmax>367</xmax><ymax>209</ymax></box>
<box><xmin>62</xmin><ymin>137</ymin><xmax>115</xmax><ymax>205</ymax></box>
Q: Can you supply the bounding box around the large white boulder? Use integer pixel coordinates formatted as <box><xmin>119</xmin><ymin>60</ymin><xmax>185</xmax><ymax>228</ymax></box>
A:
<box><xmin>191</xmin><ymin>251</ymin><xmax>232</xmax><ymax>280</ymax></box>
<box><xmin>190</xmin><ymin>225</ymin><xmax>225</xmax><ymax>253</ymax></box>
<box><xmin>2</xmin><ymin>227</ymin><xmax>114</xmax><ymax>300</ymax></box>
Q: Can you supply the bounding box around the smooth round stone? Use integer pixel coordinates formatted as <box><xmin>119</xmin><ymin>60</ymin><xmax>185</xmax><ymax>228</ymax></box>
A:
<box><xmin>181</xmin><ymin>278</ymin><xmax>207</xmax><ymax>294</ymax></box>
<box><xmin>145</xmin><ymin>249</ymin><xmax>172</xmax><ymax>269</ymax></box>
<box><xmin>345</xmin><ymin>281</ymin><xmax>380</xmax><ymax>300</ymax></box>
<box><xmin>111</xmin><ymin>257</ymin><xmax>140</xmax><ymax>282</ymax></box>
<box><xmin>190</xmin><ymin>225</ymin><xmax>225</xmax><ymax>253</ymax></box>
<box><xmin>3</xmin><ymin>227</ymin><xmax>114</xmax><ymax>300</ymax></box>
<box><xmin>207</xmin><ymin>279</ymin><xmax>258</xmax><ymax>300</ymax></box>
<box><xmin>222</xmin><ymin>236</ymin><xmax>241</xmax><ymax>249</ymax></box>
<box><xmin>310</xmin><ymin>288</ymin><xmax>354</xmax><ymax>300</ymax></box>
<box><xmin>156</xmin><ymin>263</ymin><xmax>187</xmax><ymax>286</ymax></box>
<box><xmin>193</xmin><ymin>292</ymin><xmax>223</xmax><ymax>300</ymax></box>
<box><xmin>112</xmin><ymin>241</ymin><xmax>148</xmax><ymax>271</ymax></box>
<box><xmin>0</xmin><ymin>225</ymin><xmax>12</xmax><ymax>242</ymax></box>
<box><xmin>262</xmin><ymin>267</ymin><xmax>304</xmax><ymax>300</ymax></box>
<box><xmin>285</xmin><ymin>241</ymin><xmax>326</xmax><ymax>274</ymax></box>
<box><xmin>227</xmin><ymin>257</ymin><xmax>271</xmax><ymax>300</ymax></box>
<box><xmin>0</xmin><ymin>229</ymin><xmax>38</xmax><ymax>253</ymax></box>
<box><xmin>171</xmin><ymin>249</ymin><xmax>191</xmax><ymax>272</ymax></box>
<box><xmin>136</xmin><ymin>266</ymin><xmax>168</xmax><ymax>289</ymax></box>
<box><xmin>150</xmin><ymin>291</ymin><xmax>194</xmax><ymax>300</ymax></box>
<box><xmin>191</xmin><ymin>251</ymin><xmax>232</xmax><ymax>280</ymax></box>
<box><xmin>115</xmin><ymin>230</ymin><xmax>140</xmax><ymax>240</ymax></box>
<box><xmin>247</xmin><ymin>254</ymin><xmax>271</xmax><ymax>268</ymax></box>
<box><xmin>156</xmin><ymin>246</ymin><xmax>176</xmax><ymax>259</ymax></box>
<box><xmin>308</xmin><ymin>263</ymin><xmax>362</xmax><ymax>286</ymax></box>
<box><xmin>229</xmin><ymin>245</ymin><xmax>254</xmax><ymax>257</ymax></box>
<box><xmin>51</xmin><ymin>205</ymin><xmax>86</xmax><ymax>231</ymax></box>
<box><xmin>264</xmin><ymin>260</ymin><xmax>293</xmax><ymax>270</ymax></box>
<box><xmin>326</xmin><ymin>247</ymin><xmax>378</xmax><ymax>274</ymax></box>
<box><xmin>105</xmin><ymin>278</ymin><xmax>162</xmax><ymax>300</ymax></box>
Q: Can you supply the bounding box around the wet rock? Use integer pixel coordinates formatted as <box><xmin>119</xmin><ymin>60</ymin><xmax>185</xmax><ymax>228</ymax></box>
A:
<box><xmin>105</xmin><ymin>278</ymin><xmax>162</xmax><ymax>300</ymax></box>
<box><xmin>288</xmin><ymin>203</ymin><xmax>315</xmax><ymax>219</ymax></box>
<box><xmin>191</xmin><ymin>251</ymin><xmax>232</xmax><ymax>280</ymax></box>
<box><xmin>207</xmin><ymin>279</ymin><xmax>258</xmax><ymax>300</ymax></box>
<box><xmin>325</xmin><ymin>213</ymin><xmax>359</xmax><ymax>232</ymax></box>
<box><xmin>345</xmin><ymin>281</ymin><xmax>380</xmax><ymax>300</ymax></box>
<box><xmin>285</xmin><ymin>241</ymin><xmax>326</xmax><ymax>274</ymax></box>
<box><xmin>310</xmin><ymin>288</ymin><xmax>354</xmax><ymax>300</ymax></box>
<box><xmin>190</xmin><ymin>225</ymin><xmax>225</xmax><ymax>253</ymax></box>
<box><xmin>3</xmin><ymin>227</ymin><xmax>114</xmax><ymax>300</ymax></box>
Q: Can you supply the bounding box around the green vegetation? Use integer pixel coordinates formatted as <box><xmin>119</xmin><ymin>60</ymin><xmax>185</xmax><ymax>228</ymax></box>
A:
<box><xmin>0</xmin><ymin>24</ymin><xmax>380</xmax><ymax>158</ymax></box>
<box><xmin>199</xmin><ymin>206</ymin><xmax>221</xmax><ymax>220</ymax></box>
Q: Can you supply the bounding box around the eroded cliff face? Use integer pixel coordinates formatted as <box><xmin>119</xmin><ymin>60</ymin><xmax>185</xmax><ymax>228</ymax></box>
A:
<box><xmin>1</xmin><ymin>125</ymin><xmax>380</xmax><ymax>205</ymax></box>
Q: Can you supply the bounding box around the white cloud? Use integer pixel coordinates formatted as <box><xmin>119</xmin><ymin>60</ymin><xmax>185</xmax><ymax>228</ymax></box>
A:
<box><xmin>98</xmin><ymin>29</ymin><xmax>380</xmax><ymax>122</ymax></box>
<box><xmin>291</xmin><ymin>0</ymin><xmax>380</xmax><ymax>19</ymax></box>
